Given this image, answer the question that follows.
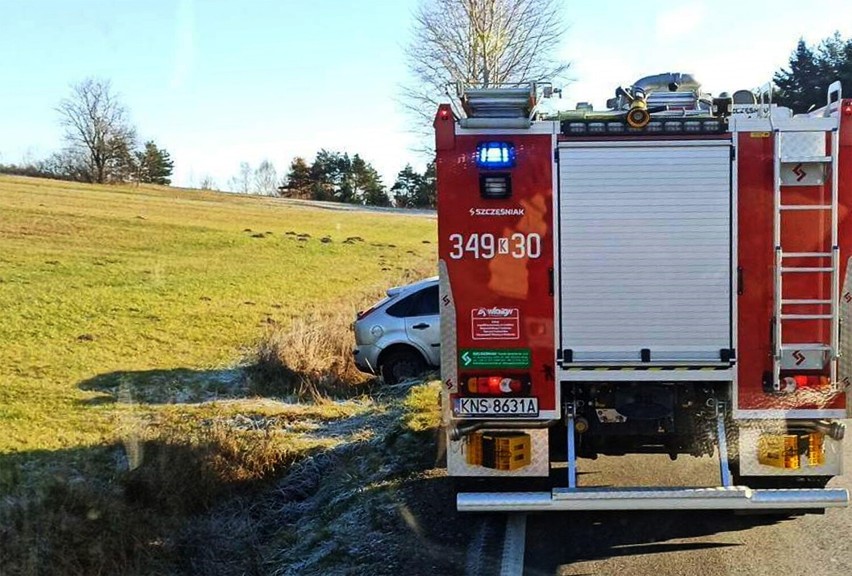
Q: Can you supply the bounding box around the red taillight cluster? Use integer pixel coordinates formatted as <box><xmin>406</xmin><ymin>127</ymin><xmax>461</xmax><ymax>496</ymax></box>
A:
<box><xmin>787</xmin><ymin>375</ymin><xmax>831</xmax><ymax>389</ymax></box>
<box><xmin>464</xmin><ymin>376</ymin><xmax>528</xmax><ymax>395</ymax></box>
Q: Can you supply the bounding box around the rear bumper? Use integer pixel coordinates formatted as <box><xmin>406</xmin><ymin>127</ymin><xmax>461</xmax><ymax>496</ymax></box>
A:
<box><xmin>352</xmin><ymin>346</ymin><xmax>378</xmax><ymax>375</ymax></box>
<box><xmin>457</xmin><ymin>486</ymin><xmax>849</xmax><ymax>512</ymax></box>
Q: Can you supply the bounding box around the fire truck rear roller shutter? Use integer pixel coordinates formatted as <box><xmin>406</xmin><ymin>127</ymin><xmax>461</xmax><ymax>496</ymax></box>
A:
<box><xmin>557</xmin><ymin>141</ymin><xmax>732</xmax><ymax>364</ymax></box>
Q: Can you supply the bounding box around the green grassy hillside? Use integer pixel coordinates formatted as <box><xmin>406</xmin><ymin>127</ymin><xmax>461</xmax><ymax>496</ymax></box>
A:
<box><xmin>0</xmin><ymin>175</ymin><xmax>436</xmax><ymax>455</ymax></box>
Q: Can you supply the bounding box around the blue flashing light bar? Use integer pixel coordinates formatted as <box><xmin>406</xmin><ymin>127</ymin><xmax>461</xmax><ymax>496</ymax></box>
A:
<box><xmin>476</xmin><ymin>142</ymin><xmax>516</xmax><ymax>169</ymax></box>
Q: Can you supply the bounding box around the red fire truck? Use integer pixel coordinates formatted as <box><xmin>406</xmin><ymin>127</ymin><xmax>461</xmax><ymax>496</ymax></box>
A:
<box><xmin>435</xmin><ymin>73</ymin><xmax>851</xmax><ymax>512</ymax></box>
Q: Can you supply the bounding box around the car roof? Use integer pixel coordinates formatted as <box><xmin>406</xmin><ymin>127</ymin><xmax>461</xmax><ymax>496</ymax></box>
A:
<box><xmin>386</xmin><ymin>276</ymin><xmax>438</xmax><ymax>298</ymax></box>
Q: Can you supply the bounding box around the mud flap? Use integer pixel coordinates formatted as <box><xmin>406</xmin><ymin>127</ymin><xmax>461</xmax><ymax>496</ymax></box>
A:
<box><xmin>840</xmin><ymin>257</ymin><xmax>852</xmax><ymax>417</ymax></box>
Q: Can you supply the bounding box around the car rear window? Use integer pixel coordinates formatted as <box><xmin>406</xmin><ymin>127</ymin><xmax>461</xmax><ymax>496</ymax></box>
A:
<box><xmin>386</xmin><ymin>284</ymin><xmax>438</xmax><ymax>318</ymax></box>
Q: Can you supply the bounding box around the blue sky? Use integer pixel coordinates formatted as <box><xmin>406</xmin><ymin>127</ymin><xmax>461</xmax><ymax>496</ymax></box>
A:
<box><xmin>1</xmin><ymin>0</ymin><xmax>851</xmax><ymax>189</ymax></box>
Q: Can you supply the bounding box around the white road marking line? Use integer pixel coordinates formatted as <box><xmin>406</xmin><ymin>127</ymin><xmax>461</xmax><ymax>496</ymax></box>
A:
<box><xmin>501</xmin><ymin>513</ymin><xmax>527</xmax><ymax>576</ymax></box>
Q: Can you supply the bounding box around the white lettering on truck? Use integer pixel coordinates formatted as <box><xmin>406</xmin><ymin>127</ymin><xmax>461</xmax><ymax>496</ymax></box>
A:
<box><xmin>448</xmin><ymin>232</ymin><xmax>541</xmax><ymax>260</ymax></box>
<box><xmin>469</xmin><ymin>208</ymin><xmax>526</xmax><ymax>217</ymax></box>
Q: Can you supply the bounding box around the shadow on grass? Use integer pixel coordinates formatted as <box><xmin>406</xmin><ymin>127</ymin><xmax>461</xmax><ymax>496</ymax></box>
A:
<box><xmin>78</xmin><ymin>367</ymin><xmax>248</xmax><ymax>405</ymax></box>
<box><xmin>0</xmin><ymin>416</ymin><xmax>315</xmax><ymax>576</ymax></box>
<box><xmin>0</xmin><ymin>444</ymin><xmax>171</xmax><ymax>576</ymax></box>
<box><xmin>77</xmin><ymin>364</ymin><xmax>375</xmax><ymax>405</ymax></box>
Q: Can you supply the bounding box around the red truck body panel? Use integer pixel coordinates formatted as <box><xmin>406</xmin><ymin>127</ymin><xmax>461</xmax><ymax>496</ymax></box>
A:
<box><xmin>436</xmin><ymin>130</ymin><xmax>557</xmax><ymax>414</ymax></box>
<box><xmin>736</xmin><ymin>104</ymin><xmax>852</xmax><ymax>412</ymax></box>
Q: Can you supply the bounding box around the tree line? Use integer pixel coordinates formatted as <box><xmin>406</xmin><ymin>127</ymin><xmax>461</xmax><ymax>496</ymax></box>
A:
<box><xmin>0</xmin><ymin>78</ymin><xmax>173</xmax><ymax>185</ymax></box>
<box><xmin>225</xmin><ymin>153</ymin><xmax>436</xmax><ymax>209</ymax></box>
<box><xmin>4</xmin><ymin>1</ymin><xmax>847</xmax><ymax>206</ymax></box>
<box><xmin>775</xmin><ymin>33</ymin><xmax>852</xmax><ymax>114</ymax></box>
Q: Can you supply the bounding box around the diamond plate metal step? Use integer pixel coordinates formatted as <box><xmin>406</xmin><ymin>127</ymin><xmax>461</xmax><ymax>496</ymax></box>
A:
<box><xmin>457</xmin><ymin>487</ymin><xmax>849</xmax><ymax>511</ymax></box>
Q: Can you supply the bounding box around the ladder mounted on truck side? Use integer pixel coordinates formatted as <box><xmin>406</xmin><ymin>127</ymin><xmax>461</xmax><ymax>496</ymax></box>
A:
<box><xmin>772</xmin><ymin>81</ymin><xmax>843</xmax><ymax>392</ymax></box>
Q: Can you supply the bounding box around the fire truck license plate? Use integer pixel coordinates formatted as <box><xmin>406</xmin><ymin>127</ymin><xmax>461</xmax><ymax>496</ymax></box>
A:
<box><xmin>454</xmin><ymin>397</ymin><xmax>539</xmax><ymax>418</ymax></box>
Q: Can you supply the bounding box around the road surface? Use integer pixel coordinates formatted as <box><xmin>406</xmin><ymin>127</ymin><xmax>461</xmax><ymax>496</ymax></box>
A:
<box><xmin>523</xmin><ymin>420</ymin><xmax>852</xmax><ymax>576</ymax></box>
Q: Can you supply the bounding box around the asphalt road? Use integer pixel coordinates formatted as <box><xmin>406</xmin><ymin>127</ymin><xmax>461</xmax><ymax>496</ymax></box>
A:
<box><xmin>523</xmin><ymin>419</ymin><xmax>852</xmax><ymax>576</ymax></box>
<box><xmin>276</xmin><ymin>196</ymin><xmax>436</xmax><ymax>218</ymax></box>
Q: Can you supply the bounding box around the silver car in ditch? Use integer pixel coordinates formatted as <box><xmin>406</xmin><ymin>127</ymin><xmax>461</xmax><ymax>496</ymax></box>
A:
<box><xmin>352</xmin><ymin>277</ymin><xmax>440</xmax><ymax>384</ymax></box>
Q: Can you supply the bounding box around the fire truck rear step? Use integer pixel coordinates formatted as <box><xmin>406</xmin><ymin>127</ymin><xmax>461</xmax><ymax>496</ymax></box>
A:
<box><xmin>456</xmin><ymin>487</ymin><xmax>850</xmax><ymax>512</ymax></box>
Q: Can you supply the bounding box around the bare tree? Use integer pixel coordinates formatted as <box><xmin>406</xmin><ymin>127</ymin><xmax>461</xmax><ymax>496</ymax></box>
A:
<box><xmin>56</xmin><ymin>78</ymin><xmax>137</xmax><ymax>183</ymax></box>
<box><xmin>227</xmin><ymin>161</ymin><xmax>252</xmax><ymax>193</ymax></box>
<box><xmin>199</xmin><ymin>174</ymin><xmax>217</xmax><ymax>191</ymax></box>
<box><xmin>402</xmin><ymin>0</ymin><xmax>569</xmax><ymax>144</ymax></box>
<box><xmin>253</xmin><ymin>159</ymin><xmax>278</xmax><ymax>195</ymax></box>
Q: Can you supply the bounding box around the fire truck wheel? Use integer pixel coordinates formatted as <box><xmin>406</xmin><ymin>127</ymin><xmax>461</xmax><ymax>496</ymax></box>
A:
<box><xmin>380</xmin><ymin>348</ymin><xmax>426</xmax><ymax>385</ymax></box>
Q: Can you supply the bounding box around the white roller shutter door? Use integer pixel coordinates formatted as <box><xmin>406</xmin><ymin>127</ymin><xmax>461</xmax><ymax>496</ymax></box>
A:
<box><xmin>558</xmin><ymin>141</ymin><xmax>732</xmax><ymax>364</ymax></box>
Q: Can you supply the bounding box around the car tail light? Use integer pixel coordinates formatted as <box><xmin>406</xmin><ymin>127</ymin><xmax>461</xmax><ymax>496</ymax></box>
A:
<box><xmin>356</xmin><ymin>305</ymin><xmax>380</xmax><ymax>319</ymax></box>
<box><xmin>464</xmin><ymin>376</ymin><xmax>529</xmax><ymax>395</ymax></box>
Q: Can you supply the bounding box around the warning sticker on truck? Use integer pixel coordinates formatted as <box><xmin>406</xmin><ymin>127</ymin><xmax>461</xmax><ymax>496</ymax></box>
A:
<box><xmin>459</xmin><ymin>349</ymin><xmax>531</xmax><ymax>369</ymax></box>
<box><xmin>471</xmin><ymin>307</ymin><xmax>520</xmax><ymax>340</ymax></box>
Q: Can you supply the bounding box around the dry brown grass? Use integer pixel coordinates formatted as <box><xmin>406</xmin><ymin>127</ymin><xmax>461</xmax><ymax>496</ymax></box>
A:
<box><xmin>0</xmin><ymin>418</ymin><xmax>328</xmax><ymax>576</ymax></box>
<box><xmin>248</xmin><ymin>267</ymin><xmax>434</xmax><ymax>401</ymax></box>
<box><xmin>0</xmin><ymin>271</ymin><xmax>437</xmax><ymax>575</ymax></box>
<box><xmin>0</xmin><ymin>380</ymin><xmax>447</xmax><ymax>576</ymax></box>
<box><xmin>250</xmin><ymin>310</ymin><xmax>369</xmax><ymax>401</ymax></box>
<box><xmin>122</xmin><ymin>419</ymin><xmax>318</xmax><ymax>515</ymax></box>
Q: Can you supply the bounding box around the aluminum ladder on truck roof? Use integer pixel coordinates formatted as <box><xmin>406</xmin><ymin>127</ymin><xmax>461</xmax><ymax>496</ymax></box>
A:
<box><xmin>772</xmin><ymin>81</ymin><xmax>842</xmax><ymax>394</ymax></box>
<box><xmin>456</xmin><ymin>83</ymin><xmax>540</xmax><ymax>129</ymax></box>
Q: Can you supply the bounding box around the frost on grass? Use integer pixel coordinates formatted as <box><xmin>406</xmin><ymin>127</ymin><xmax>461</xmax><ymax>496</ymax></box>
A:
<box><xmin>170</xmin><ymin>381</ymin><xmax>469</xmax><ymax>576</ymax></box>
<box><xmin>80</xmin><ymin>367</ymin><xmax>249</xmax><ymax>404</ymax></box>
<box><xmin>258</xmin><ymin>381</ymin><xmax>469</xmax><ymax>576</ymax></box>
<box><xmin>1</xmin><ymin>380</ymin><xmax>467</xmax><ymax>576</ymax></box>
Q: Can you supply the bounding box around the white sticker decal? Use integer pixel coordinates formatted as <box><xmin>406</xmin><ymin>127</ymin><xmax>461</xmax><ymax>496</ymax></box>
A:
<box><xmin>471</xmin><ymin>307</ymin><xmax>520</xmax><ymax>340</ymax></box>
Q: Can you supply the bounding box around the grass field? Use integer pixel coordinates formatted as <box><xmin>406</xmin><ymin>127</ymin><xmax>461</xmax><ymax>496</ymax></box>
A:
<box><xmin>0</xmin><ymin>176</ymin><xmax>486</xmax><ymax>575</ymax></box>
<box><xmin>0</xmin><ymin>173</ymin><xmax>436</xmax><ymax>457</ymax></box>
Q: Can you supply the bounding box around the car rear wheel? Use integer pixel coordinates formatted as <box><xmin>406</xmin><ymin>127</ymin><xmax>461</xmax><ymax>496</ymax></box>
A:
<box><xmin>380</xmin><ymin>348</ymin><xmax>426</xmax><ymax>385</ymax></box>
